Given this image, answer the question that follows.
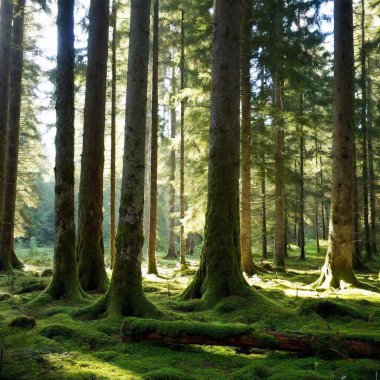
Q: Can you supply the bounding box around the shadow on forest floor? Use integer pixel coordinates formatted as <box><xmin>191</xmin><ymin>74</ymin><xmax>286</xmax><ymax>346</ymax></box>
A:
<box><xmin>1</xmin><ymin>240</ymin><xmax>380</xmax><ymax>379</ymax></box>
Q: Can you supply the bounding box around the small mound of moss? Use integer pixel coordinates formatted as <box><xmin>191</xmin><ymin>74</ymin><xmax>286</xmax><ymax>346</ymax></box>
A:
<box><xmin>143</xmin><ymin>367</ymin><xmax>194</xmax><ymax>380</ymax></box>
<box><xmin>40</xmin><ymin>322</ymin><xmax>114</xmax><ymax>348</ymax></box>
<box><xmin>0</xmin><ymin>293</ymin><xmax>11</xmax><ymax>301</ymax></box>
<box><xmin>299</xmin><ymin>300</ymin><xmax>367</xmax><ymax>321</ymax></box>
<box><xmin>41</xmin><ymin>268</ymin><xmax>53</xmax><ymax>277</ymax></box>
<box><xmin>16</xmin><ymin>281</ymin><xmax>46</xmax><ymax>294</ymax></box>
<box><xmin>10</xmin><ymin>315</ymin><xmax>36</xmax><ymax>328</ymax></box>
<box><xmin>214</xmin><ymin>296</ymin><xmax>251</xmax><ymax>313</ymax></box>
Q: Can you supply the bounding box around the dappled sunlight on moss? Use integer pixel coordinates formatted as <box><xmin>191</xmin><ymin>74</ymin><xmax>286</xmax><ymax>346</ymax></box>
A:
<box><xmin>1</xmin><ymin>239</ymin><xmax>380</xmax><ymax>378</ymax></box>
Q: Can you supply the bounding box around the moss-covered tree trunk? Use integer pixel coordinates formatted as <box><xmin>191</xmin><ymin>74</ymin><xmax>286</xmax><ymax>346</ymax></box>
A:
<box><xmin>77</xmin><ymin>0</ymin><xmax>110</xmax><ymax>292</ymax></box>
<box><xmin>182</xmin><ymin>0</ymin><xmax>252</xmax><ymax>304</ymax></box>
<box><xmin>0</xmin><ymin>0</ymin><xmax>13</xmax><ymax>271</ymax></box>
<box><xmin>110</xmin><ymin>0</ymin><xmax>118</xmax><ymax>270</ymax></box>
<box><xmin>43</xmin><ymin>0</ymin><xmax>85</xmax><ymax>300</ymax></box>
<box><xmin>240</xmin><ymin>0</ymin><xmax>256</xmax><ymax>276</ymax></box>
<box><xmin>273</xmin><ymin>1</ymin><xmax>285</xmax><ymax>269</ymax></box>
<box><xmin>0</xmin><ymin>0</ymin><xmax>26</xmax><ymax>271</ymax></box>
<box><xmin>367</xmin><ymin>66</ymin><xmax>377</xmax><ymax>254</ymax></box>
<box><xmin>147</xmin><ymin>0</ymin><xmax>159</xmax><ymax>275</ymax></box>
<box><xmin>89</xmin><ymin>0</ymin><xmax>155</xmax><ymax>316</ymax></box>
<box><xmin>179</xmin><ymin>9</ymin><xmax>187</xmax><ymax>269</ymax></box>
<box><xmin>261</xmin><ymin>164</ymin><xmax>267</xmax><ymax>260</ymax></box>
<box><xmin>353</xmin><ymin>143</ymin><xmax>361</xmax><ymax>266</ymax></box>
<box><xmin>166</xmin><ymin>67</ymin><xmax>177</xmax><ymax>259</ymax></box>
<box><xmin>315</xmin><ymin>0</ymin><xmax>358</xmax><ymax>289</ymax></box>
<box><xmin>299</xmin><ymin>94</ymin><xmax>305</xmax><ymax>260</ymax></box>
<box><xmin>320</xmin><ymin>155</ymin><xmax>327</xmax><ymax>240</ymax></box>
<box><xmin>360</xmin><ymin>0</ymin><xmax>371</xmax><ymax>260</ymax></box>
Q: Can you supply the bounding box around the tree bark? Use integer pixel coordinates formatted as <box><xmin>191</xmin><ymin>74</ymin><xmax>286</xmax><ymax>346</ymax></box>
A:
<box><xmin>360</xmin><ymin>0</ymin><xmax>371</xmax><ymax>260</ymax></box>
<box><xmin>110</xmin><ymin>0</ymin><xmax>117</xmax><ymax>270</ymax></box>
<box><xmin>367</xmin><ymin>60</ymin><xmax>377</xmax><ymax>254</ymax></box>
<box><xmin>179</xmin><ymin>9</ymin><xmax>187</xmax><ymax>269</ymax></box>
<box><xmin>274</xmin><ymin>1</ymin><xmax>285</xmax><ymax>269</ymax></box>
<box><xmin>182</xmin><ymin>0</ymin><xmax>251</xmax><ymax>304</ymax></box>
<box><xmin>240</xmin><ymin>0</ymin><xmax>256</xmax><ymax>275</ymax></box>
<box><xmin>0</xmin><ymin>0</ymin><xmax>26</xmax><ymax>271</ymax></box>
<box><xmin>147</xmin><ymin>0</ymin><xmax>159</xmax><ymax>275</ymax></box>
<box><xmin>166</xmin><ymin>67</ymin><xmax>177</xmax><ymax>259</ymax></box>
<box><xmin>43</xmin><ymin>0</ymin><xmax>85</xmax><ymax>300</ymax></box>
<box><xmin>89</xmin><ymin>0</ymin><xmax>156</xmax><ymax>316</ymax></box>
<box><xmin>299</xmin><ymin>94</ymin><xmax>305</xmax><ymax>260</ymax></box>
<box><xmin>261</xmin><ymin>164</ymin><xmax>267</xmax><ymax>260</ymax></box>
<box><xmin>315</xmin><ymin>0</ymin><xmax>358</xmax><ymax>289</ymax></box>
<box><xmin>77</xmin><ymin>0</ymin><xmax>110</xmax><ymax>292</ymax></box>
<box><xmin>320</xmin><ymin>154</ymin><xmax>327</xmax><ymax>240</ymax></box>
<box><xmin>0</xmin><ymin>0</ymin><xmax>13</xmax><ymax>271</ymax></box>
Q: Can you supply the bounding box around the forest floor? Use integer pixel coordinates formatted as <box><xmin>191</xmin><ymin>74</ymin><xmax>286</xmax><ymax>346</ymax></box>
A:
<box><xmin>1</xmin><ymin>241</ymin><xmax>380</xmax><ymax>379</ymax></box>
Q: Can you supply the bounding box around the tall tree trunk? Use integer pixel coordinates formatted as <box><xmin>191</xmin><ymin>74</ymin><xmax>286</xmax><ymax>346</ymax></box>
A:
<box><xmin>360</xmin><ymin>0</ymin><xmax>371</xmax><ymax>259</ymax></box>
<box><xmin>182</xmin><ymin>0</ymin><xmax>251</xmax><ymax>304</ymax></box>
<box><xmin>261</xmin><ymin>164</ymin><xmax>267</xmax><ymax>260</ymax></box>
<box><xmin>0</xmin><ymin>0</ymin><xmax>26</xmax><ymax>271</ymax></box>
<box><xmin>110</xmin><ymin>0</ymin><xmax>117</xmax><ymax>270</ymax></box>
<box><xmin>299</xmin><ymin>94</ymin><xmax>305</xmax><ymax>260</ymax></box>
<box><xmin>353</xmin><ymin>143</ymin><xmax>361</xmax><ymax>265</ymax></box>
<box><xmin>179</xmin><ymin>9</ymin><xmax>187</xmax><ymax>269</ymax></box>
<box><xmin>367</xmin><ymin>61</ymin><xmax>377</xmax><ymax>254</ymax></box>
<box><xmin>0</xmin><ymin>0</ymin><xmax>13</xmax><ymax>271</ymax></box>
<box><xmin>166</xmin><ymin>67</ymin><xmax>177</xmax><ymax>259</ymax></box>
<box><xmin>320</xmin><ymin>154</ymin><xmax>327</xmax><ymax>240</ymax></box>
<box><xmin>77</xmin><ymin>0</ymin><xmax>110</xmax><ymax>292</ymax></box>
<box><xmin>89</xmin><ymin>0</ymin><xmax>156</xmax><ymax>316</ymax></box>
<box><xmin>259</xmin><ymin>70</ymin><xmax>267</xmax><ymax>260</ymax></box>
<box><xmin>274</xmin><ymin>1</ymin><xmax>285</xmax><ymax>269</ymax></box>
<box><xmin>43</xmin><ymin>0</ymin><xmax>84</xmax><ymax>300</ymax></box>
<box><xmin>315</xmin><ymin>0</ymin><xmax>358</xmax><ymax>288</ymax></box>
<box><xmin>315</xmin><ymin>138</ymin><xmax>320</xmax><ymax>253</ymax></box>
<box><xmin>147</xmin><ymin>0</ymin><xmax>159</xmax><ymax>275</ymax></box>
<box><xmin>240</xmin><ymin>0</ymin><xmax>255</xmax><ymax>275</ymax></box>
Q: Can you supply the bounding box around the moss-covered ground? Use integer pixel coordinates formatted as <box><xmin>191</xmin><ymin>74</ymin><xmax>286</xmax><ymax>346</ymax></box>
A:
<box><xmin>1</xmin><ymin>240</ymin><xmax>380</xmax><ymax>379</ymax></box>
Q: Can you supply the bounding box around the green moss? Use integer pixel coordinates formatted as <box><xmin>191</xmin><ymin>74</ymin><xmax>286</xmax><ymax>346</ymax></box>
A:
<box><xmin>143</xmin><ymin>367</ymin><xmax>194</xmax><ymax>380</ymax></box>
<box><xmin>9</xmin><ymin>315</ymin><xmax>36</xmax><ymax>328</ymax></box>
<box><xmin>299</xmin><ymin>300</ymin><xmax>368</xmax><ymax>321</ymax></box>
<box><xmin>122</xmin><ymin>317</ymin><xmax>252</xmax><ymax>340</ymax></box>
<box><xmin>256</xmin><ymin>333</ymin><xmax>279</xmax><ymax>350</ymax></box>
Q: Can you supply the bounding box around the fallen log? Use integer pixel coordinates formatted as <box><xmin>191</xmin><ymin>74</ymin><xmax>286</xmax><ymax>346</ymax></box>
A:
<box><xmin>121</xmin><ymin>317</ymin><xmax>380</xmax><ymax>359</ymax></box>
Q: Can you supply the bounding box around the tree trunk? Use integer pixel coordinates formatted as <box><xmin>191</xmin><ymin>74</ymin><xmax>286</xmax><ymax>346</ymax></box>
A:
<box><xmin>315</xmin><ymin>0</ymin><xmax>358</xmax><ymax>289</ymax></box>
<box><xmin>166</xmin><ymin>67</ymin><xmax>177</xmax><ymax>259</ymax></box>
<box><xmin>240</xmin><ymin>0</ymin><xmax>255</xmax><ymax>276</ymax></box>
<box><xmin>0</xmin><ymin>0</ymin><xmax>13</xmax><ymax>271</ymax></box>
<box><xmin>259</xmin><ymin>71</ymin><xmax>267</xmax><ymax>260</ymax></box>
<box><xmin>261</xmin><ymin>164</ymin><xmax>268</xmax><ymax>260</ymax></box>
<box><xmin>315</xmin><ymin>138</ymin><xmax>320</xmax><ymax>253</ymax></box>
<box><xmin>110</xmin><ymin>0</ymin><xmax>117</xmax><ymax>270</ymax></box>
<box><xmin>182</xmin><ymin>0</ymin><xmax>251</xmax><ymax>304</ymax></box>
<box><xmin>320</xmin><ymin>154</ymin><xmax>327</xmax><ymax>240</ymax></box>
<box><xmin>353</xmin><ymin>143</ymin><xmax>361</xmax><ymax>267</ymax></box>
<box><xmin>299</xmin><ymin>94</ymin><xmax>305</xmax><ymax>260</ymax></box>
<box><xmin>360</xmin><ymin>0</ymin><xmax>371</xmax><ymax>260</ymax></box>
<box><xmin>367</xmin><ymin>61</ymin><xmax>377</xmax><ymax>254</ymax></box>
<box><xmin>0</xmin><ymin>0</ymin><xmax>26</xmax><ymax>271</ymax></box>
<box><xmin>89</xmin><ymin>0</ymin><xmax>156</xmax><ymax>316</ymax></box>
<box><xmin>43</xmin><ymin>0</ymin><xmax>84</xmax><ymax>300</ymax></box>
<box><xmin>179</xmin><ymin>9</ymin><xmax>187</xmax><ymax>269</ymax></box>
<box><xmin>147</xmin><ymin>0</ymin><xmax>159</xmax><ymax>275</ymax></box>
<box><xmin>274</xmin><ymin>1</ymin><xmax>285</xmax><ymax>269</ymax></box>
<box><xmin>77</xmin><ymin>0</ymin><xmax>110</xmax><ymax>292</ymax></box>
